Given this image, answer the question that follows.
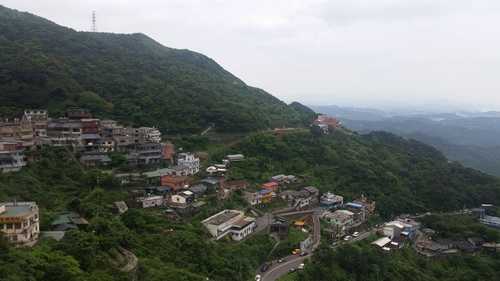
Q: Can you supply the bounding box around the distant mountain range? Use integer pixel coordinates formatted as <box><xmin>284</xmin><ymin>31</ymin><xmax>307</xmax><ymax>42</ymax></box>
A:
<box><xmin>0</xmin><ymin>5</ymin><xmax>314</xmax><ymax>134</ymax></box>
<box><xmin>311</xmin><ymin>105</ymin><xmax>500</xmax><ymax>176</ymax></box>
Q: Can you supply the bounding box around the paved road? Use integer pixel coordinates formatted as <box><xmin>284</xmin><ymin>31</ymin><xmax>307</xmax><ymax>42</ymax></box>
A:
<box><xmin>261</xmin><ymin>210</ymin><xmax>321</xmax><ymax>281</ymax></box>
<box><xmin>260</xmin><ymin>255</ymin><xmax>308</xmax><ymax>281</ymax></box>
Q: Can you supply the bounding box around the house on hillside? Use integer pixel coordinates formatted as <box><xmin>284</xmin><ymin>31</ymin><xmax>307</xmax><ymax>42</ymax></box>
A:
<box><xmin>51</xmin><ymin>212</ymin><xmax>89</xmax><ymax>232</ymax></box>
<box><xmin>176</xmin><ymin>153</ymin><xmax>200</xmax><ymax>175</ymax></box>
<box><xmin>320</xmin><ymin>192</ymin><xmax>344</xmax><ymax>209</ymax></box>
<box><xmin>0</xmin><ymin>141</ymin><xmax>27</xmax><ymax>173</ymax></box>
<box><xmin>202</xmin><ymin>210</ymin><xmax>256</xmax><ymax>241</ymax></box>
<box><xmin>160</xmin><ymin>175</ymin><xmax>191</xmax><ymax>191</ymax></box>
<box><xmin>136</xmin><ymin>196</ymin><xmax>164</xmax><ymax>208</ymax></box>
<box><xmin>262</xmin><ymin>182</ymin><xmax>279</xmax><ymax>192</ymax></box>
<box><xmin>0</xmin><ymin>202</ymin><xmax>39</xmax><ymax>246</ymax></box>
<box><xmin>280</xmin><ymin>186</ymin><xmax>319</xmax><ymax>210</ymax></box>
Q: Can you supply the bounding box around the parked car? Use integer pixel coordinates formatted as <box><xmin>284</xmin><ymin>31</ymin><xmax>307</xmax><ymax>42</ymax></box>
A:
<box><xmin>278</xmin><ymin>258</ymin><xmax>285</xmax><ymax>263</ymax></box>
<box><xmin>299</xmin><ymin>251</ymin><xmax>308</xmax><ymax>257</ymax></box>
<box><xmin>260</xmin><ymin>263</ymin><xmax>271</xmax><ymax>272</ymax></box>
<box><xmin>343</xmin><ymin>235</ymin><xmax>352</xmax><ymax>241</ymax></box>
<box><xmin>255</xmin><ymin>274</ymin><xmax>261</xmax><ymax>281</ymax></box>
<box><xmin>289</xmin><ymin>268</ymin><xmax>296</xmax><ymax>273</ymax></box>
<box><xmin>298</xmin><ymin>263</ymin><xmax>305</xmax><ymax>270</ymax></box>
<box><xmin>353</xmin><ymin>232</ymin><xmax>360</xmax><ymax>237</ymax></box>
<box><xmin>292</xmin><ymin>248</ymin><xmax>301</xmax><ymax>255</ymax></box>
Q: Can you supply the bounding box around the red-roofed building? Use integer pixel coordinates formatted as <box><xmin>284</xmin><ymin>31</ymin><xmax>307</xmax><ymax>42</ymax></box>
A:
<box><xmin>160</xmin><ymin>175</ymin><xmax>191</xmax><ymax>191</ymax></box>
<box><xmin>313</xmin><ymin>115</ymin><xmax>341</xmax><ymax>129</ymax></box>
<box><xmin>262</xmin><ymin>182</ymin><xmax>279</xmax><ymax>192</ymax></box>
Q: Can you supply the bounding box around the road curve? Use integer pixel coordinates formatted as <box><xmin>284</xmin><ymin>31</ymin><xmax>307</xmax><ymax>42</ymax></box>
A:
<box><xmin>261</xmin><ymin>211</ymin><xmax>321</xmax><ymax>281</ymax></box>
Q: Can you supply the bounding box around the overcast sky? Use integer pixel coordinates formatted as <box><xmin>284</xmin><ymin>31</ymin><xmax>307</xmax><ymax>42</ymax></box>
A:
<box><xmin>3</xmin><ymin>0</ymin><xmax>500</xmax><ymax>111</ymax></box>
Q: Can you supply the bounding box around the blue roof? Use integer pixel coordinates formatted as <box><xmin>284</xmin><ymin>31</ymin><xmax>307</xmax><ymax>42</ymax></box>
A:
<box><xmin>346</xmin><ymin>202</ymin><xmax>363</xmax><ymax>209</ymax></box>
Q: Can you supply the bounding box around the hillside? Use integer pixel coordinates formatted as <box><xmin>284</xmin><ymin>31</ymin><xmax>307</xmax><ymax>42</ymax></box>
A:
<box><xmin>342</xmin><ymin>117</ymin><xmax>500</xmax><ymax>176</ymax></box>
<box><xmin>225</xmin><ymin>130</ymin><xmax>500</xmax><ymax>217</ymax></box>
<box><xmin>311</xmin><ymin>105</ymin><xmax>500</xmax><ymax>176</ymax></box>
<box><xmin>0</xmin><ymin>5</ymin><xmax>312</xmax><ymax>133</ymax></box>
<box><xmin>1</xmin><ymin>130</ymin><xmax>500</xmax><ymax>280</ymax></box>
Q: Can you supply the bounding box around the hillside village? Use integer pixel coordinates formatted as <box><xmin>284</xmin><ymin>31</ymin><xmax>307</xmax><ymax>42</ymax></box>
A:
<box><xmin>1</xmin><ymin>108</ymin><xmax>500</xmax><ymax>281</ymax></box>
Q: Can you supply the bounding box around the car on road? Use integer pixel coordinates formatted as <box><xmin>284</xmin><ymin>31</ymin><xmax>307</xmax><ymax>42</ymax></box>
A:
<box><xmin>353</xmin><ymin>232</ymin><xmax>360</xmax><ymax>237</ymax></box>
<box><xmin>255</xmin><ymin>274</ymin><xmax>261</xmax><ymax>281</ymax></box>
<box><xmin>343</xmin><ymin>235</ymin><xmax>352</xmax><ymax>241</ymax></box>
<box><xmin>260</xmin><ymin>263</ymin><xmax>271</xmax><ymax>273</ymax></box>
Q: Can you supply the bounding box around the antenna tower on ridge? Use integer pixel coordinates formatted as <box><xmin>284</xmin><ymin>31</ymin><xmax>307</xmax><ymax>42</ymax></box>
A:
<box><xmin>92</xmin><ymin>11</ymin><xmax>97</xmax><ymax>32</ymax></box>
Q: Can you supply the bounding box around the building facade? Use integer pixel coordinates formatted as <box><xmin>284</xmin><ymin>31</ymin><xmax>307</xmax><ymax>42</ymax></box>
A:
<box><xmin>202</xmin><ymin>210</ymin><xmax>256</xmax><ymax>241</ymax></box>
<box><xmin>177</xmin><ymin>153</ymin><xmax>200</xmax><ymax>175</ymax></box>
<box><xmin>0</xmin><ymin>202</ymin><xmax>40</xmax><ymax>246</ymax></box>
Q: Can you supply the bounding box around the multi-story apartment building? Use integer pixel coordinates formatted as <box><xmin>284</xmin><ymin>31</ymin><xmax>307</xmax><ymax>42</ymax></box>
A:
<box><xmin>0</xmin><ymin>117</ymin><xmax>34</xmax><ymax>148</ymax></box>
<box><xmin>47</xmin><ymin>118</ymin><xmax>83</xmax><ymax>146</ymax></box>
<box><xmin>177</xmin><ymin>153</ymin><xmax>200</xmax><ymax>175</ymax></box>
<box><xmin>0</xmin><ymin>141</ymin><xmax>26</xmax><ymax>173</ymax></box>
<box><xmin>24</xmin><ymin>110</ymin><xmax>48</xmax><ymax>139</ymax></box>
<box><xmin>0</xmin><ymin>202</ymin><xmax>40</xmax><ymax>246</ymax></box>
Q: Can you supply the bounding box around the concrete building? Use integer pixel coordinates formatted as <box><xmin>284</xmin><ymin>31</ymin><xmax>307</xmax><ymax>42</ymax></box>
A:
<box><xmin>24</xmin><ymin>110</ymin><xmax>48</xmax><ymax>139</ymax></box>
<box><xmin>323</xmin><ymin>209</ymin><xmax>354</xmax><ymax>238</ymax></box>
<box><xmin>160</xmin><ymin>175</ymin><xmax>191</xmax><ymax>191</ymax></box>
<box><xmin>0</xmin><ymin>202</ymin><xmax>40</xmax><ymax>246</ymax></box>
<box><xmin>320</xmin><ymin>192</ymin><xmax>344</xmax><ymax>209</ymax></box>
<box><xmin>124</xmin><ymin>143</ymin><xmax>164</xmax><ymax>166</ymax></box>
<box><xmin>177</xmin><ymin>153</ymin><xmax>200</xmax><ymax>175</ymax></box>
<box><xmin>79</xmin><ymin>153</ymin><xmax>111</xmax><ymax>167</ymax></box>
<box><xmin>0</xmin><ymin>142</ymin><xmax>27</xmax><ymax>173</ymax></box>
<box><xmin>202</xmin><ymin>210</ymin><xmax>256</xmax><ymax>241</ymax></box>
<box><xmin>280</xmin><ymin>186</ymin><xmax>319</xmax><ymax>210</ymax></box>
<box><xmin>383</xmin><ymin>221</ymin><xmax>405</xmax><ymax>239</ymax></box>
<box><xmin>0</xmin><ymin>117</ymin><xmax>34</xmax><ymax>148</ymax></box>
<box><xmin>323</xmin><ymin>210</ymin><xmax>354</xmax><ymax>226</ymax></box>
<box><xmin>136</xmin><ymin>196</ymin><xmax>164</xmax><ymax>208</ymax></box>
<box><xmin>47</xmin><ymin>118</ymin><xmax>83</xmax><ymax>146</ymax></box>
<box><xmin>224</xmin><ymin>154</ymin><xmax>245</xmax><ymax>163</ymax></box>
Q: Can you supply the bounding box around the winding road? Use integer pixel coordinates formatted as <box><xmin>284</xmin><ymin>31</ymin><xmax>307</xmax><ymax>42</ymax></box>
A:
<box><xmin>260</xmin><ymin>210</ymin><xmax>321</xmax><ymax>281</ymax></box>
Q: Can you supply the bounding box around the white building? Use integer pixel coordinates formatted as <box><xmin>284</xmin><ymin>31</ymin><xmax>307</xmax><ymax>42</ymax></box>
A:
<box><xmin>383</xmin><ymin>221</ymin><xmax>405</xmax><ymax>239</ymax></box>
<box><xmin>202</xmin><ymin>210</ymin><xmax>256</xmax><ymax>241</ymax></box>
<box><xmin>137</xmin><ymin>196</ymin><xmax>164</xmax><ymax>208</ymax></box>
<box><xmin>138</xmin><ymin>127</ymin><xmax>162</xmax><ymax>143</ymax></box>
<box><xmin>0</xmin><ymin>202</ymin><xmax>40</xmax><ymax>246</ymax></box>
<box><xmin>177</xmin><ymin>153</ymin><xmax>200</xmax><ymax>175</ymax></box>
<box><xmin>170</xmin><ymin>191</ymin><xmax>194</xmax><ymax>205</ymax></box>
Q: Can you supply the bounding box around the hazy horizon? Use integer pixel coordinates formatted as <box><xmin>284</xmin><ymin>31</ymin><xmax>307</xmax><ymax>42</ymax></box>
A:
<box><xmin>3</xmin><ymin>0</ymin><xmax>500</xmax><ymax>112</ymax></box>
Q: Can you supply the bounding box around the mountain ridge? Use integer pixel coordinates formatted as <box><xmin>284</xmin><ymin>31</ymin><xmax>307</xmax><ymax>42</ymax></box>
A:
<box><xmin>0</xmin><ymin>5</ymin><xmax>313</xmax><ymax>133</ymax></box>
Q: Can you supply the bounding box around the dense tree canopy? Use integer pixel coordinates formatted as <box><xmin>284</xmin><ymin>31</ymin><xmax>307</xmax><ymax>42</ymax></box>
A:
<box><xmin>226</xmin><ymin>130</ymin><xmax>500</xmax><ymax>217</ymax></box>
<box><xmin>0</xmin><ymin>5</ymin><xmax>313</xmax><ymax>133</ymax></box>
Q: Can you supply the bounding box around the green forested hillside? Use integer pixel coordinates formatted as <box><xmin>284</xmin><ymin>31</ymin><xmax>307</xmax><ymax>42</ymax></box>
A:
<box><xmin>0</xmin><ymin>148</ymin><xmax>273</xmax><ymax>281</ymax></box>
<box><xmin>1</xmin><ymin>131</ymin><xmax>500</xmax><ymax>280</ymax></box>
<box><xmin>0</xmin><ymin>5</ymin><xmax>312</xmax><ymax>133</ymax></box>
<box><xmin>225</xmin><ymin>130</ymin><xmax>500</xmax><ymax>217</ymax></box>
